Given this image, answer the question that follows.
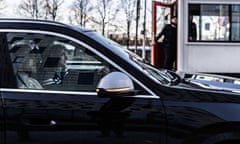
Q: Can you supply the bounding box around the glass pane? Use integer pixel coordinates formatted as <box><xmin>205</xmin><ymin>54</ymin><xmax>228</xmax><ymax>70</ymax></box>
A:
<box><xmin>232</xmin><ymin>5</ymin><xmax>240</xmax><ymax>41</ymax></box>
<box><xmin>201</xmin><ymin>5</ymin><xmax>229</xmax><ymax>41</ymax></box>
<box><xmin>189</xmin><ymin>4</ymin><xmax>230</xmax><ymax>41</ymax></box>
<box><xmin>156</xmin><ymin>7</ymin><xmax>171</xmax><ymax>36</ymax></box>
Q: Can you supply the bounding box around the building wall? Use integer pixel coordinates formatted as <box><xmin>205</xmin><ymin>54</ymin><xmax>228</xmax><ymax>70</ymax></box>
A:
<box><xmin>178</xmin><ymin>0</ymin><xmax>240</xmax><ymax>74</ymax></box>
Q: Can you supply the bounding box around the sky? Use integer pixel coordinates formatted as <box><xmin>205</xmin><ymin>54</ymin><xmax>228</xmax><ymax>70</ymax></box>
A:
<box><xmin>1</xmin><ymin>0</ymin><xmax>153</xmax><ymax>36</ymax></box>
<box><xmin>2</xmin><ymin>0</ymin><xmax>152</xmax><ymax>20</ymax></box>
<box><xmin>2</xmin><ymin>0</ymin><xmax>74</xmax><ymax>18</ymax></box>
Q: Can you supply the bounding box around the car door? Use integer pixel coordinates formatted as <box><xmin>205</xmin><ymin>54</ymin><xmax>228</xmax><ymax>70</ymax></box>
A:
<box><xmin>0</xmin><ymin>32</ymin><xmax>13</xmax><ymax>144</ymax></box>
<box><xmin>0</xmin><ymin>36</ymin><xmax>3</xmax><ymax>143</ymax></box>
<box><xmin>0</xmin><ymin>92</ymin><xmax>5</xmax><ymax>144</ymax></box>
<box><xmin>2</xmin><ymin>30</ymin><xmax>166</xmax><ymax>144</ymax></box>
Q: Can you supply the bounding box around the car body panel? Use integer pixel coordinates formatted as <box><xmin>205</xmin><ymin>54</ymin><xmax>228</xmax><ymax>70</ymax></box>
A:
<box><xmin>2</xmin><ymin>89</ymin><xmax>166</xmax><ymax>144</ymax></box>
<box><xmin>185</xmin><ymin>73</ymin><xmax>240</xmax><ymax>93</ymax></box>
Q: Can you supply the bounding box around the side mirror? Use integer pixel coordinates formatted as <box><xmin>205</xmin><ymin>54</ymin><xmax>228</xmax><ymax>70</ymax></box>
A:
<box><xmin>96</xmin><ymin>72</ymin><xmax>136</xmax><ymax>98</ymax></box>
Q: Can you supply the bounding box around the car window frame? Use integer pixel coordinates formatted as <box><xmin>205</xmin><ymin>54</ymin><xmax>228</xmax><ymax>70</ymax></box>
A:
<box><xmin>0</xmin><ymin>29</ymin><xmax>158</xmax><ymax>98</ymax></box>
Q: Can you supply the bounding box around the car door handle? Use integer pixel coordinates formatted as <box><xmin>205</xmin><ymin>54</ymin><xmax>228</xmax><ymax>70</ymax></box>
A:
<box><xmin>22</xmin><ymin>118</ymin><xmax>57</xmax><ymax>126</ymax></box>
<box><xmin>21</xmin><ymin>115</ymin><xmax>57</xmax><ymax>126</ymax></box>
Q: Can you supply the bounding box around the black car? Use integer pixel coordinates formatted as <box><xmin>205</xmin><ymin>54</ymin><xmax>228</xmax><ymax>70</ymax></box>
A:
<box><xmin>1</xmin><ymin>19</ymin><xmax>240</xmax><ymax>144</ymax></box>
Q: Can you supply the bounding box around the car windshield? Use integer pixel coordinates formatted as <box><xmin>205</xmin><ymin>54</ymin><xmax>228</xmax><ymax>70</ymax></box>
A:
<box><xmin>84</xmin><ymin>30</ymin><xmax>179</xmax><ymax>85</ymax></box>
<box><xmin>125</xmin><ymin>51</ymin><xmax>178</xmax><ymax>85</ymax></box>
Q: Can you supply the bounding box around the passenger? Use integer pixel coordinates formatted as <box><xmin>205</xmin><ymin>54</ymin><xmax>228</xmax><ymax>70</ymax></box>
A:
<box><xmin>17</xmin><ymin>55</ymin><xmax>43</xmax><ymax>89</ymax></box>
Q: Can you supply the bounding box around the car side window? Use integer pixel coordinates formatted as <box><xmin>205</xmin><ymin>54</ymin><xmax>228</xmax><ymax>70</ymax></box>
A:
<box><xmin>7</xmin><ymin>32</ymin><xmax>116</xmax><ymax>92</ymax></box>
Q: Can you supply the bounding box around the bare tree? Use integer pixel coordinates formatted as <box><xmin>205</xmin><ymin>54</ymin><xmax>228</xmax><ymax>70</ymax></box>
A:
<box><xmin>0</xmin><ymin>0</ymin><xmax>6</xmax><ymax>11</ymax></box>
<box><xmin>121</xmin><ymin>0</ymin><xmax>137</xmax><ymax>49</ymax></box>
<box><xmin>0</xmin><ymin>0</ymin><xmax>6</xmax><ymax>17</ymax></box>
<box><xmin>69</xmin><ymin>0</ymin><xmax>93</xmax><ymax>27</ymax></box>
<box><xmin>19</xmin><ymin>0</ymin><xmax>45</xmax><ymax>19</ymax></box>
<box><xmin>44</xmin><ymin>0</ymin><xmax>64</xmax><ymax>21</ymax></box>
<box><xmin>91</xmin><ymin>0</ymin><xmax>120</xmax><ymax>36</ymax></box>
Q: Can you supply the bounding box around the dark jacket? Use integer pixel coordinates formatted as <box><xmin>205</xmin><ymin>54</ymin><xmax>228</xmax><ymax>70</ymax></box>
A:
<box><xmin>189</xmin><ymin>22</ymin><xmax>197</xmax><ymax>41</ymax></box>
<box><xmin>155</xmin><ymin>24</ymin><xmax>177</xmax><ymax>49</ymax></box>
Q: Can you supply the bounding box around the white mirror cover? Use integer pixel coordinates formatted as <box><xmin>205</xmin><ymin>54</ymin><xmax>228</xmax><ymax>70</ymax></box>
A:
<box><xmin>97</xmin><ymin>72</ymin><xmax>134</xmax><ymax>90</ymax></box>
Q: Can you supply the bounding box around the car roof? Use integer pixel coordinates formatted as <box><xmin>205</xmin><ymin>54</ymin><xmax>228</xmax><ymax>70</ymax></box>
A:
<box><xmin>0</xmin><ymin>18</ymin><xmax>93</xmax><ymax>33</ymax></box>
<box><xmin>0</xmin><ymin>18</ymin><xmax>66</xmax><ymax>26</ymax></box>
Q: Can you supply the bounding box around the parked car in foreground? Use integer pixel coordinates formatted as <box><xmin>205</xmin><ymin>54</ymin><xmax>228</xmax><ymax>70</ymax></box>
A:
<box><xmin>1</xmin><ymin>19</ymin><xmax>240</xmax><ymax>144</ymax></box>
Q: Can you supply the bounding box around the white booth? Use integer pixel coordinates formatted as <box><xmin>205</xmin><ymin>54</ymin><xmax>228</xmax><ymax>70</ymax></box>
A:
<box><xmin>152</xmin><ymin>0</ymin><xmax>240</xmax><ymax>76</ymax></box>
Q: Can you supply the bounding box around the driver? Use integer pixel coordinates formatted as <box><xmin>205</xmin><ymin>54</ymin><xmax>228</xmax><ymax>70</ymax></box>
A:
<box><xmin>52</xmin><ymin>44</ymin><xmax>68</xmax><ymax>85</ymax></box>
<box><xmin>43</xmin><ymin>44</ymin><xmax>68</xmax><ymax>85</ymax></box>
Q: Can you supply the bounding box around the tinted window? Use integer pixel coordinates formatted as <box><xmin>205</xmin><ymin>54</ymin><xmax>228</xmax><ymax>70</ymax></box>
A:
<box><xmin>7</xmin><ymin>32</ymin><xmax>116</xmax><ymax>92</ymax></box>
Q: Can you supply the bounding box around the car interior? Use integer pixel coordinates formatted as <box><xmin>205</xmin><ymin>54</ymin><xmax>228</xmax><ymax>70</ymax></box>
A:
<box><xmin>7</xmin><ymin>32</ymin><xmax>112</xmax><ymax>92</ymax></box>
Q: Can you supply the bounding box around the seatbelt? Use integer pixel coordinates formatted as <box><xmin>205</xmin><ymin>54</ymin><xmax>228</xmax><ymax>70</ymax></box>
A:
<box><xmin>16</xmin><ymin>72</ymin><xmax>28</xmax><ymax>88</ymax></box>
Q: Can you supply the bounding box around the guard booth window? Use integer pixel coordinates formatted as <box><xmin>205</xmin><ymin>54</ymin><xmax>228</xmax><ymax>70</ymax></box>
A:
<box><xmin>189</xmin><ymin>4</ymin><xmax>240</xmax><ymax>42</ymax></box>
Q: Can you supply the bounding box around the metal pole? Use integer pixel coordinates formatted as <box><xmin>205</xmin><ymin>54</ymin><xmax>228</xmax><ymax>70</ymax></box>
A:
<box><xmin>135</xmin><ymin>0</ymin><xmax>140</xmax><ymax>53</ymax></box>
<box><xmin>142</xmin><ymin>0</ymin><xmax>147</xmax><ymax>59</ymax></box>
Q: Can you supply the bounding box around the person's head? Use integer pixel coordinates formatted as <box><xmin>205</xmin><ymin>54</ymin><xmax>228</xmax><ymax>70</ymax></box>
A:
<box><xmin>49</xmin><ymin>44</ymin><xmax>67</xmax><ymax>69</ymax></box>
<box><xmin>171</xmin><ymin>16</ymin><xmax>177</xmax><ymax>25</ymax></box>
<box><xmin>18</xmin><ymin>54</ymin><xmax>41</xmax><ymax>74</ymax></box>
<box><xmin>58</xmin><ymin>46</ymin><xmax>67</xmax><ymax>68</ymax></box>
<box><xmin>189</xmin><ymin>14</ymin><xmax>193</xmax><ymax>22</ymax></box>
